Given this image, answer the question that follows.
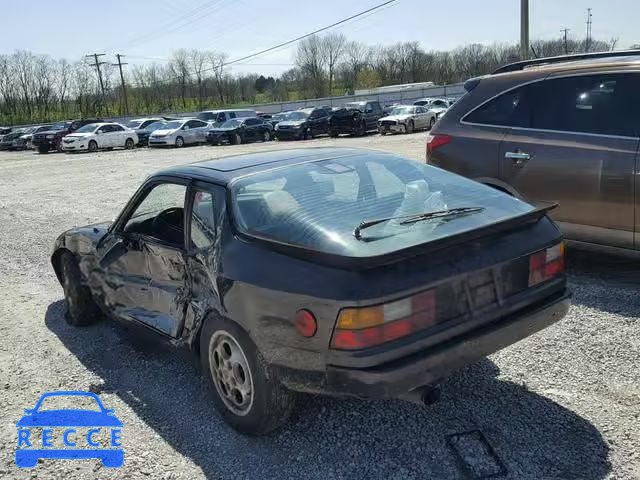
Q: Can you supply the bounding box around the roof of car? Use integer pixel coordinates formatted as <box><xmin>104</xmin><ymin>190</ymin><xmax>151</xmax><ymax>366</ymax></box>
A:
<box><xmin>492</xmin><ymin>53</ymin><xmax>640</xmax><ymax>78</ymax></box>
<box><xmin>154</xmin><ymin>147</ymin><xmax>383</xmax><ymax>185</ymax></box>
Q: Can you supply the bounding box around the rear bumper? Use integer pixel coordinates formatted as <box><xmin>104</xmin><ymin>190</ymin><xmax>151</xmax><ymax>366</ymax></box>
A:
<box><xmin>279</xmin><ymin>290</ymin><xmax>570</xmax><ymax>398</ymax></box>
<box><xmin>329</xmin><ymin>123</ymin><xmax>356</xmax><ymax>134</ymax></box>
<box><xmin>275</xmin><ymin>130</ymin><xmax>302</xmax><ymax>140</ymax></box>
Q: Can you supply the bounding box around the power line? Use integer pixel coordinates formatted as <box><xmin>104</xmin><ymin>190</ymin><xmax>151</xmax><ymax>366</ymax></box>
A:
<box><xmin>86</xmin><ymin>53</ymin><xmax>108</xmax><ymax>114</ymax></box>
<box><xmin>585</xmin><ymin>8</ymin><xmax>593</xmax><ymax>51</ymax></box>
<box><xmin>223</xmin><ymin>0</ymin><xmax>398</xmax><ymax>67</ymax></box>
<box><xmin>112</xmin><ymin>54</ymin><xmax>129</xmax><ymax>116</ymax></box>
<box><xmin>561</xmin><ymin>27</ymin><xmax>571</xmax><ymax>54</ymax></box>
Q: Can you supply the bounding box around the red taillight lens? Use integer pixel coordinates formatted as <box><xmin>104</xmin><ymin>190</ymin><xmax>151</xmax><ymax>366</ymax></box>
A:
<box><xmin>426</xmin><ymin>134</ymin><xmax>452</xmax><ymax>162</ymax></box>
<box><xmin>295</xmin><ymin>309</ymin><xmax>317</xmax><ymax>337</ymax></box>
<box><xmin>331</xmin><ymin>290</ymin><xmax>436</xmax><ymax>350</ymax></box>
<box><xmin>529</xmin><ymin>243</ymin><xmax>565</xmax><ymax>287</ymax></box>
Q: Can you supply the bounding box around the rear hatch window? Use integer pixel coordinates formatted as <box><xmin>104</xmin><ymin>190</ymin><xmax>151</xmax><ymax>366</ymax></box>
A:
<box><xmin>231</xmin><ymin>153</ymin><xmax>534</xmax><ymax>257</ymax></box>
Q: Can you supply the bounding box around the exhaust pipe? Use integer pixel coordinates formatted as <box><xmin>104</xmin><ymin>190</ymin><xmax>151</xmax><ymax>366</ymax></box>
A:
<box><xmin>399</xmin><ymin>384</ymin><xmax>441</xmax><ymax>406</ymax></box>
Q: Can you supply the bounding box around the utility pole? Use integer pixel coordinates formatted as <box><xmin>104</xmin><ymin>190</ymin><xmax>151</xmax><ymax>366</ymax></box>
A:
<box><xmin>112</xmin><ymin>54</ymin><xmax>129</xmax><ymax>116</ymax></box>
<box><xmin>585</xmin><ymin>8</ymin><xmax>593</xmax><ymax>52</ymax></box>
<box><xmin>520</xmin><ymin>0</ymin><xmax>530</xmax><ymax>60</ymax></box>
<box><xmin>86</xmin><ymin>53</ymin><xmax>108</xmax><ymax>114</ymax></box>
<box><xmin>561</xmin><ymin>28</ymin><xmax>571</xmax><ymax>54</ymax></box>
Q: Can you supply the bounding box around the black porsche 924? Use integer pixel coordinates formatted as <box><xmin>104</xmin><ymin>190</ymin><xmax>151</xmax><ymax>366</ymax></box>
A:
<box><xmin>51</xmin><ymin>147</ymin><xmax>569</xmax><ymax>434</ymax></box>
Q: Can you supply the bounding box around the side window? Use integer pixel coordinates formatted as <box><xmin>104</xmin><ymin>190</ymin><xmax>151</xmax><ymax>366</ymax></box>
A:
<box><xmin>229</xmin><ymin>112</ymin><xmax>237</xmax><ymax>119</ymax></box>
<box><xmin>530</xmin><ymin>74</ymin><xmax>639</xmax><ymax>137</ymax></box>
<box><xmin>216</xmin><ymin>113</ymin><xmax>226</xmax><ymax>123</ymax></box>
<box><xmin>111</xmin><ymin>125</ymin><xmax>124</xmax><ymax>132</ymax></box>
<box><xmin>464</xmin><ymin>86</ymin><xmax>531</xmax><ymax>127</ymax></box>
<box><xmin>123</xmin><ymin>183</ymin><xmax>187</xmax><ymax>247</ymax></box>
<box><xmin>194</xmin><ymin>120</ymin><xmax>208</xmax><ymax>128</ymax></box>
<box><xmin>364</xmin><ymin>103</ymin><xmax>374</xmax><ymax>113</ymax></box>
<box><xmin>97</xmin><ymin>125</ymin><xmax>109</xmax><ymax>134</ymax></box>
<box><xmin>366</xmin><ymin>162</ymin><xmax>405</xmax><ymax>198</ymax></box>
<box><xmin>190</xmin><ymin>191</ymin><xmax>216</xmax><ymax>250</ymax></box>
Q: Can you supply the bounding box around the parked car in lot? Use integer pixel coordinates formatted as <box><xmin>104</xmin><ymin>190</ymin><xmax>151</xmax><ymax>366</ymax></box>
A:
<box><xmin>0</xmin><ymin>127</ymin><xmax>29</xmax><ymax>150</ymax></box>
<box><xmin>197</xmin><ymin>109</ymin><xmax>257</xmax><ymax>124</ymax></box>
<box><xmin>329</xmin><ymin>101</ymin><xmax>383</xmax><ymax>137</ymax></box>
<box><xmin>207</xmin><ymin>117</ymin><xmax>273</xmax><ymax>145</ymax></box>
<box><xmin>126</xmin><ymin>119</ymin><xmax>166</xmax><ymax>147</ymax></box>
<box><xmin>274</xmin><ymin>107</ymin><xmax>330</xmax><ymax>140</ymax></box>
<box><xmin>32</xmin><ymin>118</ymin><xmax>102</xmax><ymax>154</ymax></box>
<box><xmin>52</xmin><ymin>147</ymin><xmax>568</xmax><ymax>435</ymax></box>
<box><xmin>378</xmin><ymin>105</ymin><xmax>437</xmax><ymax>134</ymax></box>
<box><xmin>428</xmin><ymin>50</ymin><xmax>640</xmax><ymax>256</ymax></box>
<box><xmin>61</xmin><ymin>123</ymin><xmax>137</xmax><ymax>152</ymax></box>
<box><xmin>125</xmin><ymin>118</ymin><xmax>164</xmax><ymax>131</ymax></box>
<box><xmin>269</xmin><ymin>111</ymin><xmax>292</xmax><ymax>129</ymax></box>
<box><xmin>9</xmin><ymin>125</ymin><xmax>52</xmax><ymax>150</ymax></box>
<box><xmin>148</xmin><ymin>118</ymin><xmax>210</xmax><ymax>148</ymax></box>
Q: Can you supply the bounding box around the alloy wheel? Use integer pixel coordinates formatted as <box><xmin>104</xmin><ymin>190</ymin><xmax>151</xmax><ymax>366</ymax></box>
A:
<box><xmin>209</xmin><ymin>330</ymin><xmax>254</xmax><ymax>416</ymax></box>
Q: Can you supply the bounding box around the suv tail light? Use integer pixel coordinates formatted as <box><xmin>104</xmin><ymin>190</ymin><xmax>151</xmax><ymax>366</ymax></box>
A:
<box><xmin>426</xmin><ymin>134</ymin><xmax>452</xmax><ymax>163</ymax></box>
<box><xmin>529</xmin><ymin>243</ymin><xmax>565</xmax><ymax>287</ymax></box>
<box><xmin>331</xmin><ymin>290</ymin><xmax>436</xmax><ymax>350</ymax></box>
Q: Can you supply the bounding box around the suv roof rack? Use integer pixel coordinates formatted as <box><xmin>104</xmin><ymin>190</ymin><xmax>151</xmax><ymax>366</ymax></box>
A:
<box><xmin>492</xmin><ymin>49</ymin><xmax>640</xmax><ymax>74</ymax></box>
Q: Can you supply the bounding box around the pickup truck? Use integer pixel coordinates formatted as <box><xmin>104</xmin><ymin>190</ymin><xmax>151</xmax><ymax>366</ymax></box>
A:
<box><xmin>329</xmin><ymin>101</ymin><xmax>383</xmax><ymax>137</ymax></box>
<box><xmin>32</xmin><ymin>118</ymin><xmax>102</xmax><ymax>154</ymax></box>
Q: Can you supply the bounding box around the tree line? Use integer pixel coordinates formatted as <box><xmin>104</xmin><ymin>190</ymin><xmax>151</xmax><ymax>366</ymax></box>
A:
<box><xmin>0</xmin><ymin>35</ymin><xmax>620</xmax><ymax>125</ymax></box>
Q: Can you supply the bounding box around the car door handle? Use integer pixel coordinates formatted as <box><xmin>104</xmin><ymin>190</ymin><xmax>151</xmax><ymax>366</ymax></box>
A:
<box><xmin>505</xmin><ymin>151</ymin><xmax>530</xmax><ymax>166</ymax></box>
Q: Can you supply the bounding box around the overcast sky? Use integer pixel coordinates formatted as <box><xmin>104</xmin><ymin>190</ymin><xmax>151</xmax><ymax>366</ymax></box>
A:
<box><xmin>1</xmin><ymin>0</ymin><xmax>638</xmax><ymax>76</ymax></box>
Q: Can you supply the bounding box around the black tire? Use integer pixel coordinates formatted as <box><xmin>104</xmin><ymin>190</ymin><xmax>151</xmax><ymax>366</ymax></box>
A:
<box><xmin>429</xmin><ymin>117</ymin><xmax>436</xmax><ymax>129</ymax></box>
<box><xmin>407</xmin><ymin>120</ymin><xmax>414</xmax><ymax>134</ymax></box>
<box><xmin>233</xmin><ymin>133</ymin><xmax>243</xmax><ymax>145</ymax></box>
<box><xmin>56</xmin><ymin>139</ymin><xmax>64</xmax><ymax>153</ymax></box>
<box><xmin>329</xmin><ymin>130</ymin><xmax>339</xmax><ymax>138</ymax></box>
<box><xmin>59</xmin><ymin>252</ymin><xmax>100</xmax><ymax>326</ymax></box>
<box><xmin>175</xmin><ymin>136</ymin><xmax>185</xmax><ymax>148</ymax></box>
<box><xmin>88</xmin><ymin>140</ymin><xmax>98</xmax><ymax>153</ymax></box>
<box><xmin>200</xmin><ymin>315</ymin><xmax>295</xmax><ymax>435</ymax></box>
<box><xmin>302</xmin><ymin>128</ymin><xmax>311</xmax><ymax>140</ymax></box>
<box><xmin>358</xmin><ymin>121</ymin><xmax>366</xmax><ymax>136</ymax></box>
<box><xmin>124</xmin><ymin>138</ymin><xmax>135</xmax><ymax>150</ymax></box>
<box><xmin>38</xmin><ymin>145</ymin><xmax>49</xmax><ymax>154</ymax></box>
<box><xmin>263</xmin><ymin>130</ymin><xmax>271</xmax><ymax>142</ymax></box>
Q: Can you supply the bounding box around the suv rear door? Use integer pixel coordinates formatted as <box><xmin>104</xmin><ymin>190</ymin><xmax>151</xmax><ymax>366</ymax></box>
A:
<box><xmin>496</xmin><ymin>73</ymin><xmax>639</xmax><ymax>250</ymax></box>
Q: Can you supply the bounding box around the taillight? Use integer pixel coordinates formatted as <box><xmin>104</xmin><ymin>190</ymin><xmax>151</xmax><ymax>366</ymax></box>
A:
<box><xmin>426</xmin><ymin>134</ymin><xmax>452</xmax><ymax>163</ymax></box>
<box><xmin>529</xmin><ymin>243</ymin><xmax>565</xmax><ymax>287</ymax></box>
<box><xmin>331</xmin><ymin>290</ymin><xmax>436</xmax><ymax>350</ymax></box>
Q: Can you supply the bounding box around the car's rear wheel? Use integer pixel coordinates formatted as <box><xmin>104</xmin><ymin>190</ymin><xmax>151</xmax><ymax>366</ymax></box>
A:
<box><xmin>201</xmin><ymin>316</ymin><xmax>295</xmax><ymax>435</ymax></box>
<box><xmin>429</xmin><ymin>117</ymin><xmax>436</xmax><ymax>129</ymax></box>
<box><xmin>38</xmin><ymin>145</ymin><xmax>49</xmax><ymax>154</ymax></box>
<box><xmin>88</xmin><ymin>140</ymin><xmax>98</xmax><ymax>153</ymax></box>
<box><xmin>59</xmin><ymin>252</ymin><xmax>100</xmax><ymax>326</ymax></box>
<box><xmin>175</xmin><ymin>136</ymin><xmax>185</xmax><ymax>148</ymax></box>
<box><xmin>124</xmin><ymin>138</ymin><xmax>135</xmax><ymax>150</ymax></box>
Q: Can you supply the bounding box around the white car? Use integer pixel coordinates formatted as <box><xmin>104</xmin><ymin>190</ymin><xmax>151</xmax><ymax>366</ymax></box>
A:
<box><xmin>61</xmin><ymin>123</ymin><xmax>138</xmax><ymax>153</ymax></box>
<box><xmin>377</xmin><ymin>105</ymin><xmax>437</xmax><ymax>134</ymax></box>
<box><xmin>148</xmin><ymin>118</ymin><xmax>210</xmax><ymax>148</ymax></box>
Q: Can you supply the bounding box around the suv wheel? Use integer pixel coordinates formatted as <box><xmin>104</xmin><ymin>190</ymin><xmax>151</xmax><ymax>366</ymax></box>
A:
<box><xmin>201</xmin><ymin>316</ymin><xmax>295</xmax><ymax>435</ymax></box>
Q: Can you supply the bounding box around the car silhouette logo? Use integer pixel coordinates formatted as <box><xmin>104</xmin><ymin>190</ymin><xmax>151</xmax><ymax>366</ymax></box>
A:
<box><xmin>15</xmin><ymin>391</ymin><xmax>123</xmax><ymax>468</ymax></box>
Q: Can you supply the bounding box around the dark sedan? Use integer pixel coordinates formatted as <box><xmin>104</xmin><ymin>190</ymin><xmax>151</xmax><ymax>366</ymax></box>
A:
<box><xmin>52</xmin><ymin>148</ymin><xmax>569</xmax><ymax>435</ymax></box>
<box><xmin>206</xmin><ymin>117</ymin><xmax>272</xmax><ymax>145</ymax></box>
<box><xmin>128</xmin><ymin>120</ymin><xmax>167</xmax><ymax>147</ymax></box>
<box><xmin>274</xmin><ymin>107</ymin><xmax>330</xmax><ymax>140</ymax></box>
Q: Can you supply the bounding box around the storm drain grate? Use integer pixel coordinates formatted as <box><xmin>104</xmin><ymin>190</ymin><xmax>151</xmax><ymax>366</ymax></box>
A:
<box><xmin>446</xmin><ymin>430</ymin><xmax>507</xmax><ymax>479</ymax></box>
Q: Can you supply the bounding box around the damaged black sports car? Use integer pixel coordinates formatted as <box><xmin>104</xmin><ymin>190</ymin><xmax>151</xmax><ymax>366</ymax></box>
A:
<box><xmin>52</xmin><ymin>147</ymin><xmax>569</xmax><ymax>434</ymax></box>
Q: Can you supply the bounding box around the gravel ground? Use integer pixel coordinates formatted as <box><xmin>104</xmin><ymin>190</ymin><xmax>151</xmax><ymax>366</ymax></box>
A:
<box><xmin>0</xmin><ymin>133</ymin><xmax>638</xmax><ymax>479</ymax></box>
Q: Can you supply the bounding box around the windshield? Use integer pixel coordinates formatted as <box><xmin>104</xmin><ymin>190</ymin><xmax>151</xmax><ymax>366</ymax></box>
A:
<box><xmin>125</xmin><ymin>120</ymin><xmax>144</xmax><ymax>128</ymax></box>
<box><xmin>286</xmin><ymin>111</ymin><xmax>309</xmax><ymax>121</ymax></box>
<box><xmin>231</xmin><ymin>153</ymin><xmax>534</xmax><ymax>257</ymax></box>
<box><xmin>74</xmin><ymin>124</ymin><xmax>98</xmax><ymax>133</ymax></box>
<box><xmin>51</xmin><ymin>122</ymin><xmax>71</xmax><ymax>131</ymax></box>
<box><xmin>162</xmin><ymin>121</ymin><xmax>184</xmax><ymax>130</ymax></box>
<box><xmin>197</xmin><ymin>112</ymin><xmax>216</xmax><ymax>121</ymax></box>
<box><xmin>220</xmin><ymin>119</ymin><xmax>244</xmax><ymax>128</ymax></box>
<box><xmin>145</xmin><ymin>121</ymin><xmax>166</xmax><ymax>131</ymax></box>
<box><xmin>390</xmin><ymin>106</ymin><xmax>416</xmax><ymax>115</ymax></box>
<box><xmin>272</xmin><ymin>112</ymin><xmax>290</xmax><ymax>121</ymax></box>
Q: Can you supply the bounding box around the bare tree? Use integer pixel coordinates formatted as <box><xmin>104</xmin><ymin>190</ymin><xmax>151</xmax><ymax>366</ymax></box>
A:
<box><xmin>295</xmin><ymin>35</ymin><xmax>327</xmax><ymax>97</ymax></box>
<box><xmin>322</xmin><ymin>33</ymin><xmax>346</xmax><ymax>96</ymax></box>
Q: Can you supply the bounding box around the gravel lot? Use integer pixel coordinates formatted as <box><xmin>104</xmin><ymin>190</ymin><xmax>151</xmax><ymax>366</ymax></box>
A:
<box><xmin>0</xmin><ymin>133</ymin><xmax>638</xmax><ymax>479</ymax></box>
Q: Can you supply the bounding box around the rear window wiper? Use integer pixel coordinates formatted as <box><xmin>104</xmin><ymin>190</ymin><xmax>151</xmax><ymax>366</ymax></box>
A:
<box><xmin>353</xmin><ymin>207</ymin><xmax>485</xmax><ymax>240</ymax></box>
